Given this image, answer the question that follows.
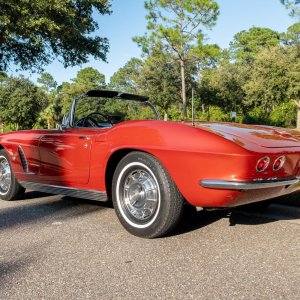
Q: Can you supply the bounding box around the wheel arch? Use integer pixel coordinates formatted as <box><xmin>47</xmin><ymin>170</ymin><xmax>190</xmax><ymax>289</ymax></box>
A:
<box><xmin>105</xmin><ymin>148</ymin><xmax>153</xmax><ymax>200</ymax></box>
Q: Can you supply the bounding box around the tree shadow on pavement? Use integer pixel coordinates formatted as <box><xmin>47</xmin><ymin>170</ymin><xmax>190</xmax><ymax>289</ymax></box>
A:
<box><xmin>0</xmin><ymin>256</ymin><xmax>34</xmax><ymax>282</ymax></box>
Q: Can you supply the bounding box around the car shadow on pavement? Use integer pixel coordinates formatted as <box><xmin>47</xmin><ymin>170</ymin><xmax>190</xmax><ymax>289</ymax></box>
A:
<box><xmin>0</xmin><ymin>191</ymin><xmax>110</xmax><ymax>230</ymax></box>
<box><xmin>1</xmin><ymin>191</ymin><xmax>298</xmax><ymax>235</ymax></box>
<box><xmin>169</xmin><ymin>204</ymin><xmax>299</xmax><ymax>237</ymax></box>
<box><xmin>18</xmin><ymin>190</ymin><xmax>53</xmax><ymax>200</ymax></box>
<box><xmin>170</xmin><ymin>206</ymin><xmax>230</xmax><ymax>237</ymax></box>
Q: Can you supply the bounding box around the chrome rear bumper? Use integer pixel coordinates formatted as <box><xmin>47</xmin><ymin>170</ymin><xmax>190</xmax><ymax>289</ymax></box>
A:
<box><xmin>200</xmin><ymin>178</ymin><xmax>300</xmax><ymax>190</ymax></box>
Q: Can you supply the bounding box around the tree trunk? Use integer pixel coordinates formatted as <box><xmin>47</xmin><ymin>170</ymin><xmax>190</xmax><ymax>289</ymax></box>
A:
<box><xmin>180</xmin><ymin>59</ymin><xmax>187</xmax><ymax>121</ymax></box>
<box><xmin>47</xmin><ymin>119</ymin><xmax>51</xmax><ymax>129</ymax></box>
<box><xmin>297</xmin><ymin>100</ymin><xmax>300</xmax><ymax>129</ymax></box>
<box><xmin>0</xmin><ymin>123</ymin><xmax>3</xmax><ymax>133</ymax></box>
<box><xmin>201</xmin><ymin>104</ymin><xmax>205</xmax><ymax>114</ymax></box>
<box><xmin>164</xmin><ymin>112</ymin><xmax>168</xmax><ymax>121</ymax></box>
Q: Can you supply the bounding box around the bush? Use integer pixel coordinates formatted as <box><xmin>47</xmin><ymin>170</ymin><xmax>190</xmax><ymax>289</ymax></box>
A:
<box><xmin>269</xmin><ymin>101</ymin><xmax>296</xmax><ymax>128</ymax></box>
<box><xmin>243</xmin><ymin>106</ymin><xmax>269</xmax><ymax>125</ymax></box>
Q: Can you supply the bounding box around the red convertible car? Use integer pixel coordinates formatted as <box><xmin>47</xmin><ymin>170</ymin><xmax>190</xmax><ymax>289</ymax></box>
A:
<box><xmin>1</xmin><ymin>90</ymin><xmax>300</xmax><ymax>238</ymax></box>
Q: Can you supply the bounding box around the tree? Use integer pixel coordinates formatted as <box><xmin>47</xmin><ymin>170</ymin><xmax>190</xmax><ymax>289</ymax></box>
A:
<box><xmin>281</xmin><ymin>23</ymin><xmax>300</xmax><ymax>46</ymax></box>
<box><xmin>244</xmin><ymin>47</ymin><xmax>289</xmax><ymax>111</ymax></box>
<box><xmin>37</xmin><ymin>72</ymin><xmax>57</xmax><ymax>93</ymax></box>
<box><xmin>0</xmin><ymin>0</ymin><xmax>111</xmax><ymax>71</ymax></box>
<box><xmin>286</xmin><ymin>48</ymin><xmax>300</xmax><ymax>128</ymax></box>
<box><xmin>280</xmin><ymin>0</ymin><xmax>300</xmax><ymax>18</ymax></box>
<box><xmin>109</xmin><ymin>58</ymin><xmax>143</xmax><ymax>93</ymax></box>
<box><xmin>59</xmin><ymin>67</ymin><xmax>106</xmax><ymax>114</ymax></box>
<box><xmin>36</xmin><ymin>72</ymin><xmax>61</xmax><ymax>129</ymax></box>
<box><xmin>75</xmin><ymin>67</ymin><xmax>106</xmax><ymax>89</ymax></box>
<box><xmin>241</xmin><ymin>46</ymin><xmax>300</xmax><ymax>127</ymax></box>
<box><xmin>229</xmin><ymin>27</ymin><xmax>281</xmax><ymax>63</ymax></box>
<box><xmin>36</xmin><ymin>96</ymin><xmax>62</xmax><ymax>129</ymax></box>
<box><xmin>140</xmin><ymin>52</ymin><xmax>182</xmax><ymax>120</ymax></box>
<box><xmin>0</xmin><ymin>76</ymin><xmax>48</xmax><ymax>130</ymax></box>
<box><xmin>199</xmin><ymin>63</ymin><xmax>249</xmax><ymax>114</ymax></box>
<box><xmin>0</xmin><ymin>71</ymin><xmax>7</xmax><ymax>80</ymax></box>
<box><xmin>135</xmin><ymin>0</ymin><xmax>219</xmax><ymax>121</ymax></box>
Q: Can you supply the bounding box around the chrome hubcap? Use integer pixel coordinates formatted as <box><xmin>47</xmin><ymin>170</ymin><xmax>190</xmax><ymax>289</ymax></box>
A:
<box><xmin>123</xmin><ymin>169</ymin><xmax>159</xmax><ymax>221</ymax></box>
<box><xmin>0</xmin><ymin>156</ymin><xmax>11</xmax><ymax>195</ymax></box>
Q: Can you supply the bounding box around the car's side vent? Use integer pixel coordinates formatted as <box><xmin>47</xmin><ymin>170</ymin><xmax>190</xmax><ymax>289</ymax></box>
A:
<box><xmin>18</xmin><ymin>146</ymin><xmax>29</xmax><ymax>173</ymax></box>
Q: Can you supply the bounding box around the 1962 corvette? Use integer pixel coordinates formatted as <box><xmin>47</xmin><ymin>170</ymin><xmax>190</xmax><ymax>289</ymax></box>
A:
<box><xmin>1</xmin><ymin>90</ymin><xmax>300</xmax><ymax>238</ymax></box>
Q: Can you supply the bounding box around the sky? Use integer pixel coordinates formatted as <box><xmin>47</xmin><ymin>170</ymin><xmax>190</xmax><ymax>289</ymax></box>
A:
<box><xmin>9</xmin><ymin>0</ymin><xmax>296</xmax><ymax>85</ymax></box>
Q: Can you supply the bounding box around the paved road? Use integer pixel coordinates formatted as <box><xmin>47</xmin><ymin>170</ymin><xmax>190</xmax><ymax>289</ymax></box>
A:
<box><xmin>0</xmin><ymin>192</ymin><xmax>299</xmax><ymax>300</ymax></box>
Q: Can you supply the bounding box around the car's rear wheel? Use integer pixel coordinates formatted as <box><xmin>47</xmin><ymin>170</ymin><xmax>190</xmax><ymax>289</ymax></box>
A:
<box><xmin>0</xmin><ymin>149</ymin><xmax>25</xmax><ymax>201</ymax></box>
<box><xmin>112</xmin><ymin>151</ymin><xmax>184</xmax><ymax>238</ymax></box>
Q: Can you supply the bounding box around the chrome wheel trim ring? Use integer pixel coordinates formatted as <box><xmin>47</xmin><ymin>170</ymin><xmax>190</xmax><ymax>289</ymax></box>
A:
<box><xmin>0</xmin><ymin>155</ymin><xmax>12</xmax><ymax>196</ymax></box>
<box><xmin>116</xmin><ymin>162</ymin><xmax>161</xmax><ymax>229</ymax></box>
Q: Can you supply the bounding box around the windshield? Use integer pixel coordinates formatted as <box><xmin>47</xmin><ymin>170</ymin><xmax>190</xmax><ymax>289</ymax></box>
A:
<box><xmin>73</xmin><ymin>97</ymin><xmax>157</xmax><ymax>128</ymax></box>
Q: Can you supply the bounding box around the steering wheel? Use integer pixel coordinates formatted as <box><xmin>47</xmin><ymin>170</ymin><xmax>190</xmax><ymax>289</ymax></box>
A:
<box><xmin>76</xmin><ymin>112</ymin><xmax>113</xmax><ymax>128</ymax></box>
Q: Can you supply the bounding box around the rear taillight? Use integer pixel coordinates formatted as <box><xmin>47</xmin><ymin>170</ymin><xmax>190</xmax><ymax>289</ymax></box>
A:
<box><xmin>256</xmin><ymin>157</ymin><xmax>270</xmax><ymax>172</ymax></box>
<box><xmin>273</xmin><ymin>156</ymin><xmax>286</xmax><ymax>171</ymax></box>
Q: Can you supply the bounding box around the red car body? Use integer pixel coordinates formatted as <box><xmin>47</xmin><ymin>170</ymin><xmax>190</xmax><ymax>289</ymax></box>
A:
<box><xmin>1</xmin><ymin>120</ymin><xmax>300</xmax><ymax>207</ymax></box>
<box><xmin>1</xmin><ymin>90</ymin><xmax>300</xmax><ymax>238</ymax></box>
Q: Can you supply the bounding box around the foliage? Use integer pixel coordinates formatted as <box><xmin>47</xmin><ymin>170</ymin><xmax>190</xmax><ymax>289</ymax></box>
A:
<box><xmin>109</xmin><ymin>58</ymin><xmax>143</xmax><ymax>93</ymax></box>
<box><xmin>199</xmin><ymin>35</ymin><xmax>300</xmax><ymax>128</ymax></box>
<box><xmin>59</xmin><ymin>67</ymin><xmax>106</xmax><ymax>114</ymax></box>
<box><xmin>280</xmin><ymin>0</ymin><xmax>300</xmax><ymax>18</ymax></box>
<box><xmin>243</xmin><ymin>106</ymin><xmax>270</xmax><ymax>125</ymax></box>
<box><xmin>194</xmin><ymin>106</ymin><xmax>230</xmax><ymax>122</ymax></box>
<box><xmin>281</xmin><ymin>23</ymin><xmax>300</xmax><ymax>45</ymax></box>
<box><xmin>37</xmin><ymin>72</ymin><xmax>57</xmax><ymax>93</ymax></box>
<box><xmin>3</xmin><ymin>8</ymin><xmax>300</xmax><ymax>131</ymax></box>
<box><xmin>229</xmin><ymin>27</ymin><xmax>281</xmax><ymax>63</ymax></box>
<box><xmin>0</xmin><ymin>76</ymin><xmax>47</xmax><ymax>130</ymax></box>
<box><xmin>269</xmin><ymin>101</ymin><xmax>297</xmax><ymax>128</ymax></box>
<box><xmin>74</xmin><ymin>67</ymin><xmax>106</xmax><ymax>89</ymax></box>
<box><xmin>243</xmin><ymin>46</ymin><xmax>290</xmax><ymax>113</ymax></box>
<box><xmin>199</xmin><ymin>63</ymin><xmax>249</xmax><ymax>113</ymax></box>
<box><xmin>139</xmin><ymin>51</ymin><xmax>184</xmax><ymax>120</ymax></box>
<box><xmin>134</xmin><ymin>0</ymin><xmax>220</xmax><ymax>120</ymax></box>
<box><xmin>0</xmin><ymin>0</ymin><xmax>111</xmax><ymax>71</ymax></box>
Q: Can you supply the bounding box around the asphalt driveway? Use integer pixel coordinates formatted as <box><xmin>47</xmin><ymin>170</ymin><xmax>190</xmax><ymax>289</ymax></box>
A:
<box><xmin>0</xmin><ymin>192</ymin><xmax>299</xmax><ymax>299</ymax></box>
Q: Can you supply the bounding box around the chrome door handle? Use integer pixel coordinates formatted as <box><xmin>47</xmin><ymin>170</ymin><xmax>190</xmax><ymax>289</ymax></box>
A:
<box><xmin>78</xmin><ymin>136</ymin><xmax>90</xmax><ymax>140</ymax></box>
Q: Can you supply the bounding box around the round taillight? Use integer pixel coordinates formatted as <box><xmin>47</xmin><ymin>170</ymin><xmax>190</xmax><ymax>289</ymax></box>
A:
<box><xmin>256</xmin><ymin>157</ymin><xmax>270</xmax><ymax>172</ymax></box>
<box><xmin>273</xmin><ymin>156</ymin><xmax>286</xmax><ymax>171</ymax></box>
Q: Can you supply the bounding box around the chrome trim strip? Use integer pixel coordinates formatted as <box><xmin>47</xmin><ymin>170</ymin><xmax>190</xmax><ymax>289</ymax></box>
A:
<box><xmin>19</xmin><ymin>181</ymin><xmax>108</xmax><ymax>202</ymax></box>
<box><xmin>200</xmin><ymin>178</ymin><xmax>299</xmax><ymax>190</ymax></box>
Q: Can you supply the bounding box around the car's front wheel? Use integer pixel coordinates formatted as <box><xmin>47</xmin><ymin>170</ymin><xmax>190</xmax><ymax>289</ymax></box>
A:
<box><xmin>112</xmin><ymin>151</ymin><xmax>184</xmax><ymax>238</ymax></box>
<box><xmin>0</xmin><ymin>149</ymin><xmax>25</xmax><ymax>201</ymax></box>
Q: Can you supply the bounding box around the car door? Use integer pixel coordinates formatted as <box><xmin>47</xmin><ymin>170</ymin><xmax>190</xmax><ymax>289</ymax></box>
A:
<box><xmin>38</xmin><ymin>128</ymin><xmax>93</xmax><ymax>185</ymax></box>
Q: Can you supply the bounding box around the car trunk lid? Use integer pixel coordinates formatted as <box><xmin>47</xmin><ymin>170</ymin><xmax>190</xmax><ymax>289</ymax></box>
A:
<box><xmin>196</xmin><ymin>122</ymin><xmax>300</xmax><ymax>148</ymax></box>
